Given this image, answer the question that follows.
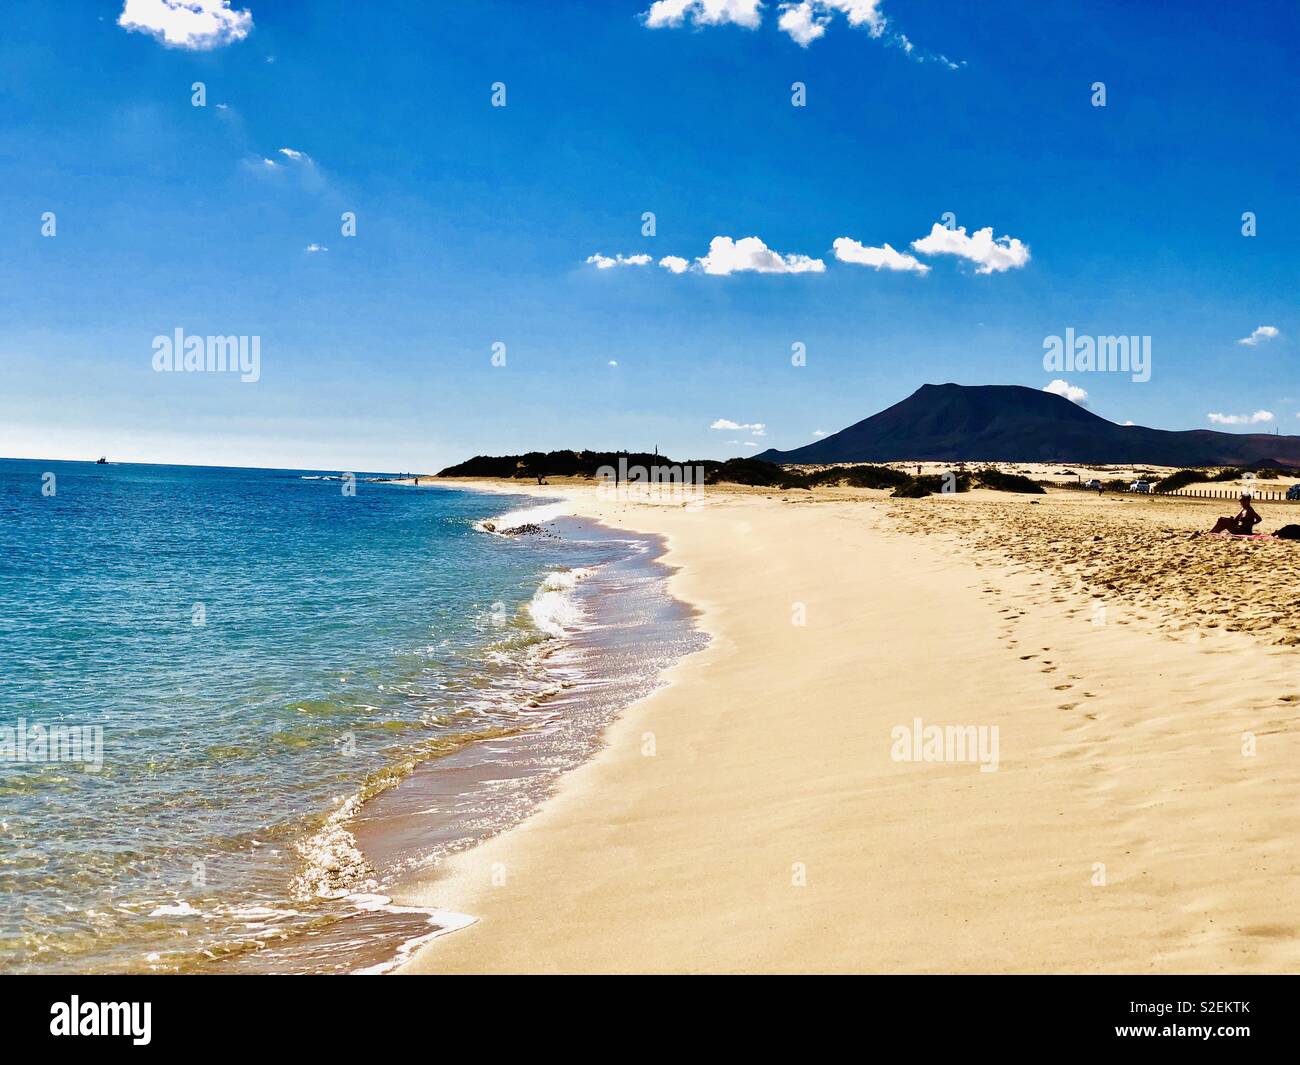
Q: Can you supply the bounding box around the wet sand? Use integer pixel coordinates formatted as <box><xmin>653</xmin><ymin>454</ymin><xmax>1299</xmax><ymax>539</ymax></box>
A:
<box><xmin>396</xmin><ymin>479</ymin><xmax>1300</xmax><ymax>973</ymax></box>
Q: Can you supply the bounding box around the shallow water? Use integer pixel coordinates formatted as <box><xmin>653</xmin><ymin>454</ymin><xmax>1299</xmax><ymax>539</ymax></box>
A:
<box><xmin>0</xmin><ymin>460</ymin><xmax>701</xmax><ymax>973</ymax></box>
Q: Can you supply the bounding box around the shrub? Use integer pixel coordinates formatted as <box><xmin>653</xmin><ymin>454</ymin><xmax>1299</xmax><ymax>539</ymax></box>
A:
<box><xmin>805</xmin><ymin>464</ymin><xmax>913</xmax><ymax>490</ymax></box>
<box><xmin>1155</xmin><ymin>469</ymin><xmax>1207</xmax><ymax>493</ymax></box>
<box><xmin>973</xmin><ymin>468</ymin><xmax>1046</xmax><ymax>494</ymax></box>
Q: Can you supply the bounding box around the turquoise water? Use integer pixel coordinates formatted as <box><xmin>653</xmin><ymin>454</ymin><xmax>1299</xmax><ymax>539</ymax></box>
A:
<box><xmin>0</xmin><ymin>459</ymin><xmax>673</xmax><ymax>973</ymax></box>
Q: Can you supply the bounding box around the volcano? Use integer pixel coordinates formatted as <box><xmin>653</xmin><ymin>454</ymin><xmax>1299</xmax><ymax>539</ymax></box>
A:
<box><xmin>754</xmin><ymin>384</ymin><xmax>1300</xmax><ymax>468</ymax></box>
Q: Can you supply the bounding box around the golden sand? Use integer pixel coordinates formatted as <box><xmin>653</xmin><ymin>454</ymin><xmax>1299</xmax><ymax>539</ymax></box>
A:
<box><xmin>395</xmin><ymin>478</ymin><xmax>1300</xmax><ymax>973</ymax></box>
<box><xmin>890</xmin><ymin>489</ymin><xmax>1300</xmax><ymax>645</ymax></box>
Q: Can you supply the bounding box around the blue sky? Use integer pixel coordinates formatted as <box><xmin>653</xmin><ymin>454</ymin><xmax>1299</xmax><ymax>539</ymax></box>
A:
<box><xmin>1</xmin><ymin>0</ymin><xmax>1296</xmax><ymax>470</ymax></box>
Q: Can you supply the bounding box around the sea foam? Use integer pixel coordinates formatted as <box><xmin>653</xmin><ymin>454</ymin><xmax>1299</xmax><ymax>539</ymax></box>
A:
<box><xmin>527</xmin><ymin>568</ymin><xmax>593</xmax><ymax>638</ymax></box>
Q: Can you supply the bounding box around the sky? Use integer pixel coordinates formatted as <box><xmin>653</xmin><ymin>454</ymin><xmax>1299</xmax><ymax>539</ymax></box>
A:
<box><xmin>1</xmin><ymin>0</ymin><xmax>1297</xmax><ymax>471</ymax></box>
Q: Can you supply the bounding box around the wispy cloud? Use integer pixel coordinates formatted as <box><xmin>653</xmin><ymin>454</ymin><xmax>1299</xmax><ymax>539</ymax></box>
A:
<box><xmin>245</xmin><ymin>145</ymin><xmax>326</xmax><ymax>193</ymax></box>
<box><xmin>1207</xmin><ymin>410</ymin><xmax>1274</xmax><ymax>425</ymax></box>
<box><xmin>117</xmin><ymin>0</ymin><xmax>253</xmax><ymax>51</ymax></box>
<box><xmin>1043</xmin><ymin>379</ymin><xmax>1088</xmax><ymax>405</ymax></box>
<box><xmin>1237</xmin><ymin>325</ymin><xmax>1279</xmax><ymax>347</ymax></box>
<box><xmin>585</xmin><ymin>253</ymin><xmax>652</xmax><ymax>269</ymax></box>
<box><xmin>832</xmin><ymin>237</ymin><xmax>929</xmax><ymax>274</ymax></box>
<box><xmin>911</xmin><ymin>223</ymin><xmax>1030</xmax><ymax>274</ymax></box>
<box><xmin>305</xmin><ymin>243</ymin><xmax>328</xmax><ymax>253</ymax></box>
<box><xmin>892</xmin><ymin>31</ymin><xmax>961</xmax><ymax>69</ymax></box>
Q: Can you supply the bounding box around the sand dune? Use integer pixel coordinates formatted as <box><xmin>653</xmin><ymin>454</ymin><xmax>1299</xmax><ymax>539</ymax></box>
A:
<box><xmin>398</xmin><ymin>480</ymin><xmax>1300</xmax><ymax>973</ymax></box>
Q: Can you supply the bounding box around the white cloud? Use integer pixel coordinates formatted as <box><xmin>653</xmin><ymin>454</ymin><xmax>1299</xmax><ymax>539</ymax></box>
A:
<box><xmin>117</xmin><ymin>0</ymin><xmax>253</xmax><ymax>50</ymax></box>
<box><xmin>608</xmin><ymin>360</ymin><xmax>619</xmax><ymax>367</ymax></box>
<box><xmin>305</xmin><ymin>243</ymin><xmax>328</xmax><ymax>253</ymax></box>
<box><xmin>585</xmin><ymin>253</ymin><xmax>652</xmax><ymax>269</ymax></box>
<box><xmin>278</xmin><ymin>147</ymin><xmax>308</xmax><ymax>162</ymax></box>
<box><xmin>644</xmin><ymin>0</ymin><xmax>889</xmax><ymax>49</ymax></box>
<box><xmin>812</xmin><ymin>429</ymin><xmax>828</xmax><ymax>437</ymax></box>
<box><xmin>644</xmin><ymin>0</ymin><xmax>957</xmax><ymax>64</ymax></box>
<box><xmin>1237</xmin><ymin>325</ymin><xmax>1280</xmax><ymax>347</ymax></box>
<box><xmin>711</xmin><ymin>419</ymin><xmax>766</xmax><ymax>434</ymax></box>
<box><xmin>832</xmin><ymin>236</ymin><xmax>929</xmax><ymax>274</ymax></box>
<box><xmin>910</xmin><ymin>223</ymin><xmax>1030</xmax><ymax>274</ymax></box>
<box><xmin>1043</xmin><ymin>379</ymin><xmax>1088</xmax><ymax>405</ymax></box>
<box><xmin>1122</xmin><ymin>420</ymin><xmax>1135</xmax><ymax>426</ymax></box>
<box><xmin>1208</xmin><ymin>410</ymin><xmax>1274</xmax><ymax>426</ymax></box>
<box><xmin>778</xmin><ymin>1</ymin><xmax>885</xmax><ymax>47</ymax></box>
<box><xmin>694</xmin><ymin>235</ymin><xmax>824</xmax><ymax>275</ymax></box>
<box><xmin>777</xmin><ymin>2</ymin><xmax>828</xmax><ymax>46</ymax></box>
<box><xmin>658</xmin><ymin>256</ymin><xmax>690</xmax><ymax>274</ymax></box>
<box><xmin>642</xmin><ymin>0</ymin><xmax>763</xmax><ymax>30</ymax></box>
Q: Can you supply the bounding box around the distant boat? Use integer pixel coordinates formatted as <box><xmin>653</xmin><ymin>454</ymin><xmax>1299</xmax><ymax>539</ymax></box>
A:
<box><xmin>96</xmin><ymin>457</ymin><xmax>107</xmax><ymax>464</ymax></box>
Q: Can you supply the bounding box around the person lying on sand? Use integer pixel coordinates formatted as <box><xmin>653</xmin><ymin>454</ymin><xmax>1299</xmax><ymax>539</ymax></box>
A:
<box><xmin>1209</xmin><ymin>494</ymin><xmax>1262</xmax><ymax>535</ymax></box>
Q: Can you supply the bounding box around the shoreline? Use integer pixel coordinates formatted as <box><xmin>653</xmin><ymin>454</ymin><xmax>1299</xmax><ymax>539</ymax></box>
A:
<box><xmin>394</xmin><ymin>478</ymin><xmax>1300</xmax><ymax>974</ymax></box>
<box><xmin>342</xmin><ymin>498</ymin><xmax>703</xmax><ymax>974</ymax></box>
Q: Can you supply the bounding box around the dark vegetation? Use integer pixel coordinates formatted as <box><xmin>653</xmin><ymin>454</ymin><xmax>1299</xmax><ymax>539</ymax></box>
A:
<box><xmin>1153</xmin><ymin>466</ymin><xmax>1299</xmax><ymax>493</ymax></box>
<box><xmin>969</xmin><ymin>468</ymin><xmax>1045</xmax><ymax>495</ymax></box>
<box><xmin>438</xmin><ymin>452</ymin><xmax>1043</xmax><ymax>497</ymax></box>
<box><xmin>438</xmin><ymin>450</ymin><xmax>666</xmax><ymax>479</ymax></box>
<box><xmin>1155</xmin><ymin>469</ymin><xmax>1207</xmax><ymax>492</ymax></box>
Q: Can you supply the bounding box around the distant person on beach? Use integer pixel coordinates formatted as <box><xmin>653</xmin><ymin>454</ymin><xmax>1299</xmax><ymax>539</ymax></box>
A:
<box><xmin>1209</xmin><ymin>493</ymin><xmax>1261</xmax><ymax>535</ymax></box>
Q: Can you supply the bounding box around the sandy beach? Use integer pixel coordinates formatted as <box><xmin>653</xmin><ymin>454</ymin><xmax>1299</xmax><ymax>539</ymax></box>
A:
<box><xmin>396</xmin><ymin>479</ymin><xmax>1300</xmax><ymax>974</ymax></box>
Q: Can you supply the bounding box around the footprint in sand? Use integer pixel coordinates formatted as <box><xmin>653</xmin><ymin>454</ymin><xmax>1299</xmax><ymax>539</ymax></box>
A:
<box><xmin>1054</xmin><ymin>684</ymin><xmax>1072</xmax><ymax>690</ymax></box>
<box><xmin>1280</xmin><ymin>695</ymin><xmax>1299</xmax><ymax>703</ymax></box>
<box><xmin>1058</xmin><ymin>703</ymin><xmax>1078</xmax><ymax>711</ymax></box>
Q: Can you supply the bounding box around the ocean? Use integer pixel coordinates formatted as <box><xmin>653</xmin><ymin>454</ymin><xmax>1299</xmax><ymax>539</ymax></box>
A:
<box><xmin>0</xmin><ymin>459</ymin><xmax>701</xmax><ymax>973</ymax></box>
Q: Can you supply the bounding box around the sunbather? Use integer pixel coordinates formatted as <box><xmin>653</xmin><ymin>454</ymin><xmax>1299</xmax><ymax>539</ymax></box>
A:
<box><xmin>1210</xmin><ymin>494</ymin><xmax>1262</xmax><ymax>535</ymax></box>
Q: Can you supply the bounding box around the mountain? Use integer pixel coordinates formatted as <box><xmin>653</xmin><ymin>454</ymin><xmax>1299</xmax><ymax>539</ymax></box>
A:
<box><xmin>754</xmin><ymin>384</ymin><xmax>1300</xmax><ymax>468</ymax></box>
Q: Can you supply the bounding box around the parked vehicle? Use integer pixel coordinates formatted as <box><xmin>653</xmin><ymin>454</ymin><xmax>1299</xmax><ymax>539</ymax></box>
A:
<box><xmin>1287</xmin><ymin>484</ymin><xmax>1300</xmax><ymax>501</ymax></box>
<box><xmin>1129</xmin><ymin>481</ymin><xmax>1151</xmax><ymax>493</ymax></box>
<box><xmin>1084</xmin><ymin>479</ymin><xmax>1102</xmax><ymax>490</ymax></box>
